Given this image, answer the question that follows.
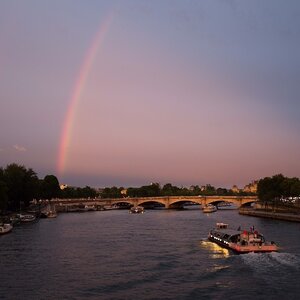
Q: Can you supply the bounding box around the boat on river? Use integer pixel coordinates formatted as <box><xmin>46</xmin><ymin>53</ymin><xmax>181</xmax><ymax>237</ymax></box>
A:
<box><xmin>130</xmin><ymin>206</ymin><xmax>144</xmax><ymax>214</ymax></box>
<box><xmin>40</xmin><ymin>209</ymin><xmax>57</xmax><ymax>218</ymax></box>
<box><xmin>47</xmin><ymin>211</ymin><xmax>58</xmax><ymax>218</ymax></box>
<box><xmin>202</xmin><ymin>204</ymin><xmax>217</xmax><ymax>213</ymax></box>
<box><xmin>17</xmin><ymin>213</ymin><xmax>37</xmax><ymax>223</ymax></box>
<box><xmin>208</xmin><ymin>223</ymin><xmax>278</xmax><ymax>253</ymax></box>
<box><xmin>0</xmin><ymin>223</ymin><xmax>13</xmax><ymax>235</ymax></box>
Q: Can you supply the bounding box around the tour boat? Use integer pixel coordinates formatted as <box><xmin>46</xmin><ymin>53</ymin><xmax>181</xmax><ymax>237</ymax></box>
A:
<box><xmin>208</xmin><ymin>223</ymin><xmax>278</xmax><ymax>253</ymax></box>
<box><xmin>130</xmin><ymin>206</ymin><xmax>144</xmax><ymax>214</ymax></box>
<box><xmin>0</xmin><ymin>223</ymin><xmax>13</xmax><ymax>235</ymax></box>
<box><xmin>202</xmin><ymin>204</ymin><xmax>217</xmax><ymax>213</ymax></box>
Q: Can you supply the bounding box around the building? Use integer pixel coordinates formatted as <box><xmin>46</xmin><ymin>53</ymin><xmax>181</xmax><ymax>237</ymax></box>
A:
<box><xmin>243</xmin><ymin>181</ymin><xmax>258</xmax><ymax>193</ymax></box>
<box><xmin>231</xmin><ymin>185</ymin><xmax>240</xmax><ymax>193</ymax></box>
<box><xmin>60</xmin><ymin>184</ymin><xmax>68</xmax><ymax>190</ymax></box>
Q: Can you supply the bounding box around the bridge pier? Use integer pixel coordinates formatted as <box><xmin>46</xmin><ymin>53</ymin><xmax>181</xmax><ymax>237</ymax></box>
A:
<box><xmin>132</xmin><ymin>199</ymin><xmax>139</xmax><ymax>207</ymax></box>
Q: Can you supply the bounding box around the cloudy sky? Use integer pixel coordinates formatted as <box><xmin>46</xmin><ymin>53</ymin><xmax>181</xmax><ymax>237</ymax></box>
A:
<box><xmin>1</xmin><ymin>0</ymin><xmax>300</xmax><ymax>188</ymax></box>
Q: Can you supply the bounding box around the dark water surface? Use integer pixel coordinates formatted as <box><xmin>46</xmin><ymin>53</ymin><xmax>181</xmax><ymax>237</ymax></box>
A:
<box><xmin>1</xmin><ymin>209</ymin><xmax>300</xmax><ymax>299</ymax></box>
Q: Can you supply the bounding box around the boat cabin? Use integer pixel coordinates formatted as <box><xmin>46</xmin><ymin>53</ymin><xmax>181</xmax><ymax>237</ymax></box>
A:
<box><xmin>216</xmin><ymin>223</ymin><xmax>228</xmax><ymax>229</ymax></box>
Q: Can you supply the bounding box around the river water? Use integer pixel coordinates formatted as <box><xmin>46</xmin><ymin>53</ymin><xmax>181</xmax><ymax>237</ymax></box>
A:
<box><xmin>1</xmin><ymin>208</ymin><xmax>300</xmax><ymax>299</ymax></box>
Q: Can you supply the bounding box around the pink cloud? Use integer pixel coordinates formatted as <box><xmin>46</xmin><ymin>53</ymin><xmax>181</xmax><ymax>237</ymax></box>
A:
<box><xmin>13</xmin><ymin>145</ymin><xmax>27</xmax><ymax>152</ymax></box>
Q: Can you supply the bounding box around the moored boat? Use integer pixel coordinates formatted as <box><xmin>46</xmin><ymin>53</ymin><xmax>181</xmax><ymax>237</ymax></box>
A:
<box><xmin>17</xmin><ymin>213</ymin><xmax>37</xmax><ymax>223</ymax></box>
<box><xmin>85</xmin><ymin>205</ymin><xmax>97</xmax><ymax>211</ymax></box>
<box><xmin>208</xmin><ymin>223</ymin><xmax>278</xmax><ymax>253</ymax></box>
<box><xmin>47</xmin><ymin>211</ymin><xmax>58</xmax><ymax>218</ymax></box>
<box><xmin>0</xmin><ymin>223</ymin><xmax>13</xmax><ymax>235</ymax></box>
<box><xmin>130</xmin><ymin>206</ymin><xmax>144</xmax><ymax>214</ymax></box>
<box><xmin>202</xmin><ymin>204</ymin><xmax>217</xmax><ymax>213</ymax></box>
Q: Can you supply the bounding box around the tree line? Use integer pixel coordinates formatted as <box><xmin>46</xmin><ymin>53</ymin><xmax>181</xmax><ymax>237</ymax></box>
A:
<box><xmin>257</xmin><ymin>174</ymin><xmax>300</xmax><ymax>208</ymax></box>
<box><xmin>1</xmin><ymin>163</ymin><xmax>299</xmax><ymax>213</ymax></box>
<box><xmin>100</xmin><ymin>183</ymin><xmax>254</xmax><ymax>199</ymax></box>
<box><xmin>0</xmin><ymin>163</ymin><xmax>97</xmax><ymax>212</ymax></box>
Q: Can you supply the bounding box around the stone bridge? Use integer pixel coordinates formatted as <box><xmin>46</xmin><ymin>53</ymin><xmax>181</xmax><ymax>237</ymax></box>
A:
<box><xmin>52</xmin><ymin>195</ymin><xmax>257</xmax><ymax>209</ymax></box>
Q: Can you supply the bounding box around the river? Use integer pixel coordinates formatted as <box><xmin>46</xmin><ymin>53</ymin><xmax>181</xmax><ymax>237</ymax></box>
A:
<box><xmin>1</xmin><ymin>208</ymin><xmax>300</xmax><ymax>299</ymax></box>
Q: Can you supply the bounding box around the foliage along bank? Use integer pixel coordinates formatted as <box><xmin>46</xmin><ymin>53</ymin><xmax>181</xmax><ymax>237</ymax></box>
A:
<box><xmin>1</xmin><ymin>164</ymin><xmax>299</xmax><ymax>213</ymax></box>
<box><xmin>100</xmin><ymin>183</ymin><xmax>254</xmax><ymax>199</ymax></box>
<box><xmin>0</xmin><ymin>163</ymin><xmax>97</xmax><ymax>213</ymax></box>
<box><xmin>257</xmin><ymin>174</ymin><xmax>300</xmax><ymax>209</ymax></box>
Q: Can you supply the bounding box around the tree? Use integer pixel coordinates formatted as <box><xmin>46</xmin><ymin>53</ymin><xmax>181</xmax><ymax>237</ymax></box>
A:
<box><xmin>78</xmin><ymin>186</ymin><xmax>97</xmax><ymax>198</ymax></box>
<box><xmin>23</xmin><ymin>168</ymin><xmax>39</xmax><ymax>206</ymax></box>
<box><xmin>216</xmin><ymin>188</ymin><xmax>228</xmax><ymax>196</ymax></box>
<box><xmin>161</xmin><ymin>183</ymin><xmax>180</xmax><ymax>196</ymax></box>
<box><xmin>203</xmin><ymin>184</ymin><xmax>216</xmax><ymax>196</ymax></box>
<box><xmin>257</xmin><ymin>174</ymin><xmax>298</xmax><ymax>209</ymax></box>
<box><xmin>101</xmin><ymin>186</ymin><xmax>122</xmax><ymax>198</ymax></box>
<box><xmin>40</xmin><ymin>175</ymin><xmax>60</xmax><ymax>200</ymax></box>
<box><xmin>60</xmin><ymin>187</ymin><xmax>78</xmax><ymax>198</ymax></box>
<box><xmin>290</xmin><ymin>179</ymin><xmax>300</xmax><ymax>197</ymax></box>
<box><xmin>0</xmin><ymin>168</ymin><xmax>8</xmax><ymax>212</ymax></box>
<box><xmin>190</xmin><ymin>185</ymin><xmax>201</xmax><ymax>195</ymax></box>
<box><xmin>3</xmin><ymin>163</ymin><xmax>39</xmax><ymax>210</ymax></box>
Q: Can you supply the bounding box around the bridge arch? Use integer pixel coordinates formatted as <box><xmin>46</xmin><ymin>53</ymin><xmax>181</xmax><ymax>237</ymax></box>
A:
<box><xmin>137</xmin><ymin>199</ymin><xmax>168</xmax><ymax>208</ymax></box>
<box><xmin>202</xmin><ymin>196</ymin><xmax>258</xmax><ymax>208</ymax></box>
<box><xmin>168</xmin><ymin>198</ymin><xmax>202</xmax><ymax>208</ymax></box>
<box><xmin>110</xmin><ymin>199</ymin><xmax>132</xmax><ymax>205</ymax></box>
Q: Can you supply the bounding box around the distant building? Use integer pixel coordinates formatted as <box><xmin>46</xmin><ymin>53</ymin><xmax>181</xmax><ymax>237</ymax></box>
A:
<box><xmin>60</xmin><ymin>184</ymin><xmax>68</xmax><ymax>190</ymax></box>
<box><xmin>231</xmin><ymin>185</ymin><xmax>240</xmax><ymax>193</ymax></box>
<box><xmin>121</xmin><ymin>189</ymin><xmax>127</xmax><ymax>196</ymax></box>
<box><xmin>243</xmin><ymin>181</ymin><xmax>258</xmax><ymax>193</ymax></box>
<box><xmin>200</xmin><ymin>186</ymin><xmax>206</xmax><ymax>192</ymax></box>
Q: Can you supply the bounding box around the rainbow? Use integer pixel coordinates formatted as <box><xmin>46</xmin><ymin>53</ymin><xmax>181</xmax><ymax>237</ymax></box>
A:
<box><xmin>57</xmin><ymin>13</ymin><xmax>113</xmax><ymax>177</ymax></box>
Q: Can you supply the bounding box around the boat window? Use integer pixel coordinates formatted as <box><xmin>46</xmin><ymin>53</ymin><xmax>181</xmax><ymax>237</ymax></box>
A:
<box><xmin>229</xmin><ymin>234</ymin><xmax>239</xmax><ymax>243</ymax></box>
<box><xmin>216</xmin><ymin>223</ymin><xmax>228</xmax><ymax>229</ymax></box>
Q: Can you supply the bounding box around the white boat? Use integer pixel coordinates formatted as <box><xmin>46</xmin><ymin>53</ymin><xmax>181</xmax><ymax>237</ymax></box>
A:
<box><xmin>0</xmin><ymin>223</ymin><xmax>13</xmax><ymax>235</ymax></box>
<box><xmin>202</xmin><ymin>204</ymin><xmax>217</xmax><ymax>213</ymax></box>
<box><xmin>130</xmin><ymin>206</ymin><xmax>144</xmax><ymax>214</ymax></box>
<box><xmin>208</xmin><ymin>223</ymin><xmax>278</xmax><ymax>253</ymax></box>
<box><xmin>85</xmin><ymin>205</ymin><xmax>97</xmax><ymax>211</ymax></box>
<box><xmin>17</xmin><ymin>213</ymin><xmax>36</xmax><ymax>223</ymax></box>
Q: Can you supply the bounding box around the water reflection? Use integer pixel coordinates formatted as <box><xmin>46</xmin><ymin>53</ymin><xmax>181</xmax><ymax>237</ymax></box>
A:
<box><xmin>1</xmin><ymin>210</ymin><xmax>300</xmax><ymax>299</ymax></box>
<box><xmin>200</xmin><ymin>240</ymin><xmax>230</xmax><ymax>258</ymax></box>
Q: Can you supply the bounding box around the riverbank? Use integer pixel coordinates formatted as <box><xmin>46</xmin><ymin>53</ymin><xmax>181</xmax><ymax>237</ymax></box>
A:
<box><xmin>239</xmin><ymin>208</ymin><xmax>300</xmax><ymax>222</ymax></box>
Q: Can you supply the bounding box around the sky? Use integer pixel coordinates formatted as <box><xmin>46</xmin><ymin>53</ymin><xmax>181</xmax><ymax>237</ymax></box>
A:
<box><xmin>1</xmin><ymin>0</ymin><xmax>300</xmax><ymax>188</ymax></box>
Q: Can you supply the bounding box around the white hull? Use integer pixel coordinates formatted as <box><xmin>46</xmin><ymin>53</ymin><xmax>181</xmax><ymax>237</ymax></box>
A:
<box><xmin>202</xmin><ymin>204</ymin><xmax>217</xmax><ymax>213</ymax></box>
<box><xmin>0</xmin><ymin>223</ymin><xmax>13</xmax><ymax>234</ymax></box>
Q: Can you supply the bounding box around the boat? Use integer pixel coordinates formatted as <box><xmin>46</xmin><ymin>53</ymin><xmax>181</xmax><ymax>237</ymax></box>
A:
<box><xmin>40</xmin><ymin>211</ymin><xmax>49</xmax><ymax>218</ymax></box>
<box><xmin>208</xmin><ymin>223</ymin><xmax>278</xmax><ymax>253</ymax></box>
<box><xmin>17</xmin><ymin>213</ymin><xmax>36</xmax><ymax>223</ymax></box>
<box><xmin>0</xmin><ymin>223</ymin><xmax>13</xmax><ymax>235</ymax></box>
<box><xmin>85</xmin><ymin>205</ymin><xmax>97</xmax><ymax>211</ymax></box>
<box><xmin>77</xmin><ymin>203</ymin><xmax>89</xmax><ymax>212</ymax></box>
<box><xmin>40</xmin><ymin>209</ymin><xmax>57</xmax><ymax>218</ymax></box>
<box><xmin>202</xmin><ymin>204</ymin><xmax>217</xmax><ymax>213</ymax></box>
<box><xmin>47</xmin><ymin>211</ymin><xmax>58</xmax><ymax>218</ymax></box>
<box><xmin>130</xmin><ymin>206</ymin><xmax>144</xmax><ymax>214</ymax></box>
<box><xmin>9</xmin><ymin>215</ymin><xmax>21</xmax><ymax>225</ymax></box>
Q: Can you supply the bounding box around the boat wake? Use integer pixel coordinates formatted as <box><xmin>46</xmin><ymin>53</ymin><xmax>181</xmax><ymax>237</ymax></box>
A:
<box><xmin>269</xmin><ymin>252</ymin><xmax>300</xmax><ymax>269</ymax></box>
<box><xmin>236</xmin><ymin>251</ymin><xmax>300</xmax><ymax>294</ymax></box>
<box><xmin>240</xmin><ymin>251</ymin><xmax>300</xmax><ymax>271</ymax></box>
